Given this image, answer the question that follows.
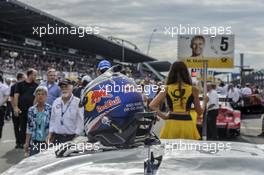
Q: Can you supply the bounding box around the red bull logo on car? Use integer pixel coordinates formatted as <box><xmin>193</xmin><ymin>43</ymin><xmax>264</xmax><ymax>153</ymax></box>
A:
<box><xmin>91</xmin><ymin>90</ymin><xmax>112</xmax><ymax>103</ymax></box>
<box><xmin>85</xmin><ymin>90</ymin><xmax>114</xmax><ymax>112</ymax></box>
<box><xmin>96</xmin><ymin>96</ymin><xmax>121</xmax><ymax>113</ymax></box>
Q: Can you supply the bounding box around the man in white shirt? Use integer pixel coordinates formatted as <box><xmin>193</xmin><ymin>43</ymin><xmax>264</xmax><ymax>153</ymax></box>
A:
<box><xmin>227</xmin><ymin>83</ymin><xmax>240</xmax><ymax>103</ymax></box>
<box><xmin>241</xmin><ymin>83</ymin><xmax>253</xmax><ymax>106</ymax></box>
<box><xmin>0</xmin><ymin>75</ymin><xmax>10</xmax><ymax>139</ymax></box>
<box><xmin>48</xmin><ymin>79</ymin><xmax>84</xmax><ymax>144</ymax></box>
<box><xmin>241</xmin><ymin>83</ymin><xmax>252</xmax><ymax>96</ymax></box>
<box><xmin>217</xmin><ymin>82</ymin><xmax>228</xmax><ymax>96</ymax></box>
<box><xmin>205</xmin><ymin>83</ymin><xmax>219</xmax><ymax>140</ymax></box>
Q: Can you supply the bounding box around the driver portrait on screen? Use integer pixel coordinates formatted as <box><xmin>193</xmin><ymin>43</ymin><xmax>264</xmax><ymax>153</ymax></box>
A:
<box><xmin>190</xmin><ymin>35</ymin><xmax>205</xmax><ymax>57</ymax></box>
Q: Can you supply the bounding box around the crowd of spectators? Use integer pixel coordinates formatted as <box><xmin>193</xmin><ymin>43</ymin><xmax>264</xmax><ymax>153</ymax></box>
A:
<box><xmin>0</xmin><ymin>54</ymin><xmax>96</xmax><ymax>76</ymax></box>
<box><xmin>0</xmin><ymin>50</ymin><xmax>153</xmax><ymax>83</ymax></box>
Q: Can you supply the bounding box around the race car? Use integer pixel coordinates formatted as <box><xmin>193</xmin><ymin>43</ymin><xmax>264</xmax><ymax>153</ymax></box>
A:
<box><xmin>3</xmin><ymin>139</ymin><xmax>264</xmax><ymax>175</ymax></box>
<box><xmin>196</xmin><ymin>95</ymin><xmax>241</xmax><ymax>138</ymax></box>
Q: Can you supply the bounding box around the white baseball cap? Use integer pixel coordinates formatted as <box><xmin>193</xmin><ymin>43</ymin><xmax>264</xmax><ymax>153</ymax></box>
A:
<box><xmin>81</xmin><ymin>75</ymin><xmax>92</xmax><ymax>83</ymax></box>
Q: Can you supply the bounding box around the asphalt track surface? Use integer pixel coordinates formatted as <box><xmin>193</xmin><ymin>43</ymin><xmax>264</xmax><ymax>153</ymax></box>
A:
<box><xmin>1</xmin><ymin>117</ymin><xmax>264</xmax><ymax>174</ymax></box>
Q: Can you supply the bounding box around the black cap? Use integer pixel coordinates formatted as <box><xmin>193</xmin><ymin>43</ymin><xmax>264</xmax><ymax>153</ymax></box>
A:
<box><xmin>59</xmin><ymin>79</ymin><xmax>74</xmax><ymax>86</ymax></box>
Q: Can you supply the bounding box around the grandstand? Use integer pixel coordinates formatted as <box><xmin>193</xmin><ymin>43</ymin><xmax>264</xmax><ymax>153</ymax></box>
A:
<box><xmin>0</xmin><ymin>0</ymin><xmax>161</xmax><ymax>79</ymax></box>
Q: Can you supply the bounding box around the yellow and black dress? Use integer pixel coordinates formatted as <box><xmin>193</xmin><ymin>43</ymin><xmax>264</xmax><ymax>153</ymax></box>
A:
<box><xmin>160</xmin><ymin>83</ymin><xmax>201</xmax><ymax>140</ymax></box>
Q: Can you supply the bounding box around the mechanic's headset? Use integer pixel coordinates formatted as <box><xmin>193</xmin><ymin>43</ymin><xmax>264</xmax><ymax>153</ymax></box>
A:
<box><xmin>79</xmin><ymin>64</ymin><xmax>122</xmax><ymax>108</ymax></box>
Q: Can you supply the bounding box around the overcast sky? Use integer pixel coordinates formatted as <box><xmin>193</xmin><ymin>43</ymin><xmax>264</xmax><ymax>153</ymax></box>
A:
<box><xmin>20</xmin><ymin>0</ymin><xmax>264</xmax><ymax>72</ymax></box>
